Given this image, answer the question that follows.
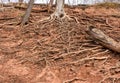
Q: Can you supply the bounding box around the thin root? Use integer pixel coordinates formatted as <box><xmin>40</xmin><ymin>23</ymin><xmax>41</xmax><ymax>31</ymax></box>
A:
<box><xmin>53</xmin><ymin>46</ymin><xmax>102</xmax><ymax>59</ymax></box>
<box><xmin>37</xmin><ymin>13</ymin><xmax>75</xmax><ymax>24</ymax></box>
<box><xmin>70</xmin><ymin>16</ymin><xmax>80</xmax><ymax>23</ymax></box>
<box><xmin>63</xmin><ymin>77</ymin><xmax>86</xmax><ymax>83</ymax></box>
<box><xmin>37</xmin><ymin>15</ymin><xmax>56</xmax><ymax>24</ymax></box>
<box><xmin>69</xmin><ymin>56</ymin><xmax>108</xmax><ymax>64</ymax></box>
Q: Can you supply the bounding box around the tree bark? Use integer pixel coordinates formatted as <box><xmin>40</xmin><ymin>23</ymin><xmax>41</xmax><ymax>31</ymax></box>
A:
<box><xmin>0</xmin><ymin>0</ymin><xmax>3</xmax><ymax>7</ymax></box>
<box><xmin>18</xmin><ymin>0</ymin><xmax>23</xmax><ymax>6</ymax></box>
<box><xmin>86</xmin><ymin>26</ymin><xmax>120</xmax><ymax>53</ymax></box>
<box><xmin>21</xmin><ymin>0</ymin><xmax>34</xmax><ymax>25</ymax></box>
<box><xmin>19</xmin><ymin>0</ymin><xmax>23</xmax><ymax>3</ymax></box>
<box><xmin>54</xmin><ymin>0</ymin><xmax>65</xmax><ymax>18</ymax></box>
<box><xmin>8</xmin><ymin>0</ymin><xmax>10</xmax><ymax>2</ymax></box>
<box><xmin>48</xmin><ymin>0</ymin><xmax>54</xmax><ymax>13</ymax></box>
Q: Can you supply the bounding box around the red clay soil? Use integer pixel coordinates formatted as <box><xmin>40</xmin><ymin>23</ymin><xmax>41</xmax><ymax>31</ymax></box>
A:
<box><xmin>0</xmin><ymin>5</ymin><xmax>120</xmax><ymax>83</ymax></box>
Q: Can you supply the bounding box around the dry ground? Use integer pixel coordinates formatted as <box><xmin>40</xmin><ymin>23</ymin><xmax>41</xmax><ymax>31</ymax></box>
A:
<box><xmin>0</xmin><ymin>4</ymin><xmax>120</xmax><ymax>83</ymax></box>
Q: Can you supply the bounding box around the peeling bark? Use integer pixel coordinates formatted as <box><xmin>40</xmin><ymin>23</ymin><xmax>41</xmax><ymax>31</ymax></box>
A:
<box><xmin>86</xmin><ymin>26</ymin><xmax>120</xmax><ymax>53</ymax></box>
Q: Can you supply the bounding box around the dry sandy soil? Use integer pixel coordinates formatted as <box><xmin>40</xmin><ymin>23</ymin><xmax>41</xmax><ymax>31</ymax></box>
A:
<box><xmin>0</xmin><ymin>4</ymin><xmax>120</xmax><ymax>83</ymax></box>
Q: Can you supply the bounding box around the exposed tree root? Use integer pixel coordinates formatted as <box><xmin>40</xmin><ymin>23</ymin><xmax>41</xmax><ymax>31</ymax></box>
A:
<box><xmin>99</xmin><ymin>77</ymin><xmax>120</xmax><ymax>83</ymax></box>
<box><xmin>38</xmin><ymin>13</ymin><xmax>76</xmax><ymax>24</ymax></box>
<box><xmin>38</xmin><ymin>14</ymin><xmax>56</xmax><ymax>23</ymax></box>
<box><xmin>105</xmin><ymin>18</ymin><xmax>116</xmax><ymax>28</ymax></box>
<box><xmin>63</xmin><ymin>78</ymin><xmax>86</xmax><ymax>83</ymax></box>
<box><xmin>72</xmin><ymin>56</ymin><xmax>108</xmax><ymax>64</ymax></box>
<box><xmin>0</xmin><ymin>22</ymin><xmax>19</xmax><ymax>27</ymax></box>
<box><xmin>53</xmin><ymin>46</ymin><xmax>102</xmax><ymax>60</ymax></box>
<box><xmin>70</xmin><ymin>16</ymin><xmax>79</xmax><ymax>23</ymax></box>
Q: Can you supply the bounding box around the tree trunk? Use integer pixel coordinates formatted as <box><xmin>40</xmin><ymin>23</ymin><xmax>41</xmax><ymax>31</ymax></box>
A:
<box><xmin>86</xmin><ymin>26</ymin><xmax>120</xmax><ymax>53</ymax></box>
<box><xmin>19</xmin><ymin>0</ymin><xmax>23</xmax><ymax>3</ymax></box>
<box><xmin>21</xmin><ymin>0</ymin><xmax>34</xmax><ymax>25</ymax></box>
<box><xmin>18</xmin><ymin>0</ymin><xmax>23</xmax><ymax>6</ymax></box>
<box><xmin>48</xmin><ymin>0</ymin><xmax>54</xmax><ymax>12</ymax></box>
<box><xmin>40</xmin><ymin>0</ymin><xmax>68</xmax><ymax>22</ymax></box>
<box><xmin>0</xmin><ymin>0</ymin><xmax>3</xmax><ymax>7</ymax></box>
<box><xmin>54</xmin><ymin>0</ymin><xmax>65</xmax><ymax>18</ymax></box>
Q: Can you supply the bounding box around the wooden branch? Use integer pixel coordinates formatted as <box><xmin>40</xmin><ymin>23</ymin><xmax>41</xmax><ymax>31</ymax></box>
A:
<box><xmin>86</xmin><ymin>26</ymin><xmax>120</xmax><ymax>53</ymax></box>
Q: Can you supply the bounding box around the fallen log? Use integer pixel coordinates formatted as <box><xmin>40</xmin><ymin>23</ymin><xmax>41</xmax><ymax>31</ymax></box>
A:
<box><xmin>86</xmin><ymin>26</ymin><xmax>120</xmax><ymax>53</ymax></box>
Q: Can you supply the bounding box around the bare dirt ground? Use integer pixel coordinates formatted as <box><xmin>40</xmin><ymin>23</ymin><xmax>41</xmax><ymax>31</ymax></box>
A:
<box><xmin>0</xmin><ymin>5</ymin><xmax>120</xmax><ymax>83</ymax></box>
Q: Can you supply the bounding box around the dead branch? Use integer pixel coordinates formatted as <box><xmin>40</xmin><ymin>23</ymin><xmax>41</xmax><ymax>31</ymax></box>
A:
<box><xmin>86</xmin><ymin>26</ymin><xmax>120</xmax><ymax>53</ymax></box>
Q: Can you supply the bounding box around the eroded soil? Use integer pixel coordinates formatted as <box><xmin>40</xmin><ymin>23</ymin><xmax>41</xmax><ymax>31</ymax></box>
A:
<box><xmin>0</xmin><ymin>5</ymin><xmax>120</xmax><ymax>83</ymax></box>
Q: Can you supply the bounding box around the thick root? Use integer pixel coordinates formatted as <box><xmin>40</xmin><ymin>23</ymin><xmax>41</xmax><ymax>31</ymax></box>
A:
<box><xmin>37</xmin><ymin>14</ymin><xmax>57</xmax><ymax>23</ymax></box>
<box><xmin>38</xmin><ymin>13</ymin><xmax>75</xmax><ymax>23</ymax></box>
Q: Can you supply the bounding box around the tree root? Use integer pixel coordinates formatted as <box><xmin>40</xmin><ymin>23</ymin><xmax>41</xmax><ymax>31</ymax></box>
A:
<box><xmin>106</xmin><ymin>18</ymin><xmax>116</xmax><ymax>28</ymax></box>
<box><xmin>37</xmin><ymin>13</ymin><xmax>77</xmax><ymax>24</ymax></box>
<box><xmin>38</xmin><ymin>14</ymin><xmax>57</xmax><ymax>23</ymax></box>
<box><xmin>70</xmin><ymin>16</ymin><xmax>79</xmax><ymax>23</ymax></box>
<box><xmin>53</xmin><ymin>46</ymin><xmax>101</xmax><ymax>60</ymax></box>
<box><xmin>91</xmin><ymin>49</ymin><xmax>109</xmax><ymax>56</ymax></box>
<box><xmin>63</xmin><ymin>78</ymin><xmax>86</xmax><ymax>83</ymax></box>
<box><xmin>99</xmin><ymin>77</ymin><xmax>119</xmax><ymax>83</ymax></box>
<box><xmin>69</xmin><ymin>56</ymin><xmax>108</xmax><ymax>64</ymax></box>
